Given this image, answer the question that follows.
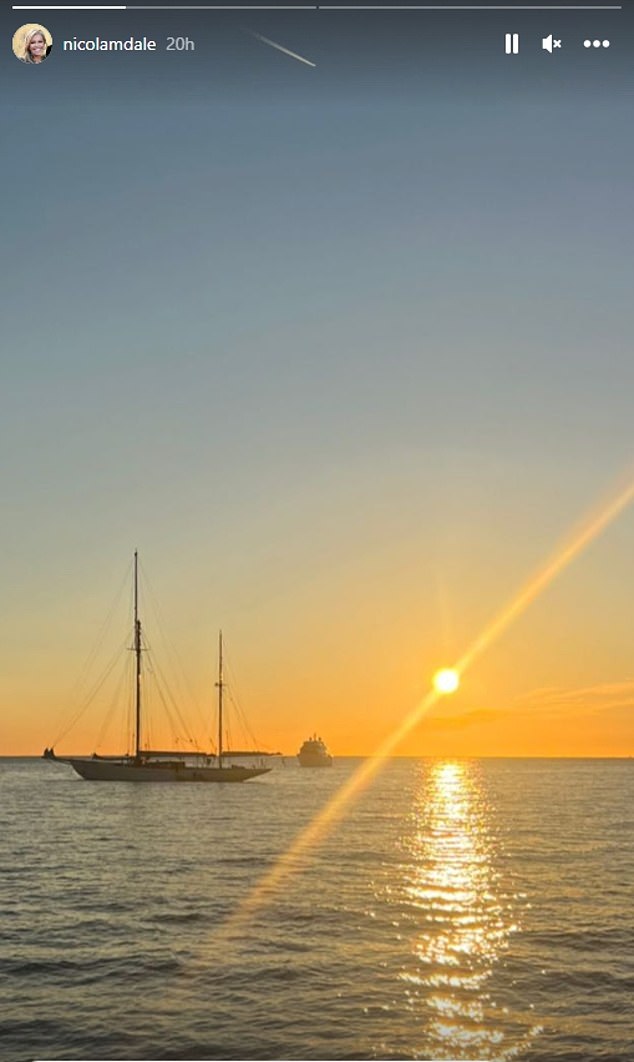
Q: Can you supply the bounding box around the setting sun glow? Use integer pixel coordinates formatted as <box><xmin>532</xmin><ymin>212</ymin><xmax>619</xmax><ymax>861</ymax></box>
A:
<box><xmin>433</xmin><ymin>668</ymin><xmax>460</xmax><ymax>695</ymax></box>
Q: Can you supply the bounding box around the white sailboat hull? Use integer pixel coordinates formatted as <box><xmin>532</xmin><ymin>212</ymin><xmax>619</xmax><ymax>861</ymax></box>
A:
<box><xmin>63</xmin><ymin>757</ymin><xmax>270</xmax><ymax>783</ymax></box>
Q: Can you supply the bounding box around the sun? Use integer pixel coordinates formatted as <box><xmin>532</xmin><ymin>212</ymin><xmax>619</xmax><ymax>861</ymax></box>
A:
<box><xmin>432</xmin><ymin>668</ymin><xmax>460</xmax><ymax>695</ymax></box>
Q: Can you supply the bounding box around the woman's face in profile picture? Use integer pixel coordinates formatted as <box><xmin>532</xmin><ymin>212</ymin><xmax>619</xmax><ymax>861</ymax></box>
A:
<box><xmin>27</xmin><ymin>32</ymin><xmax>46</xmax><ymax>61</ymax></box>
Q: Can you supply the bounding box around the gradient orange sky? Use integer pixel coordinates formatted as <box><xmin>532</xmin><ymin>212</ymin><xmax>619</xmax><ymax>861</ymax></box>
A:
<box><xmin>3</xmin><ymin>477</ymin><xmax>634</xmax><ymax>758</ymax></box>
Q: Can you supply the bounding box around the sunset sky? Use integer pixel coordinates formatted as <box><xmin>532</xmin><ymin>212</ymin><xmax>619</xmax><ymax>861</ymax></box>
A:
<box><xmin>2</xmin><ymin>8</ymin><xmax>633</xmax><ymax>757</ymax></box>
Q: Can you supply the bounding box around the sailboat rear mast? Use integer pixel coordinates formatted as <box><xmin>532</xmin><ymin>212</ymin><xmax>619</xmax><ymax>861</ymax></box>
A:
<box><xmin>216</xmin><ymin>629</ymin><xmax>223</xmax><ymax>768</ymax></box>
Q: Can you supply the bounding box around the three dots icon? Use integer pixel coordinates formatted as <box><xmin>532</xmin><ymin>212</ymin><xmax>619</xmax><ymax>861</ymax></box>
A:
<box><xmin>584</xmin><ymin>39</ymin><xmax>610</xmax><ymax>48</ymax></box>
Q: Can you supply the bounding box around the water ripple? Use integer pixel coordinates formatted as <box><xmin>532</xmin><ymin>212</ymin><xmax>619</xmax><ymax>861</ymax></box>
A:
<box><xmin>1</xmin><ymin>757</ymin><xmax>632</xmax><ymax>1061</ymax></box>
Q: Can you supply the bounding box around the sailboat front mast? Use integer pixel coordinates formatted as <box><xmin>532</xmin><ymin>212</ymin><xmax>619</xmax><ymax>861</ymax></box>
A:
<box><xmin>134</xmin><ymin>550</ymin><xmax>142</xmax><ymax>760</ymax></box>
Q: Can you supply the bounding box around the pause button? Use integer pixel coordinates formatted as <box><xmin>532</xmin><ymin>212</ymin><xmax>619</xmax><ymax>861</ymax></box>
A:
<box><xmin>505</xmin><ymin>33</ymin><xmax>520</xmax><ymax>54</ymax></box>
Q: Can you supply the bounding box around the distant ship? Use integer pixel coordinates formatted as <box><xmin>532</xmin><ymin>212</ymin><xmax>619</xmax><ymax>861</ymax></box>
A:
<box><xmin>297</xmin><ymin>734</ymin><xmax>333</xmax><ymax>768</ymax></box>
<box><xmin>43</xmin><ymin>552</ymin><xmax>270</xmax><ymax>783</ymax></box>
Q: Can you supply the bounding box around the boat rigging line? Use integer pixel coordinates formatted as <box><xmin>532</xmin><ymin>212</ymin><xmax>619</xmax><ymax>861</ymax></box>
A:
<box><xmin>51</xmin><ymin>633</ymin><xmax>130</xmax><ymax>748</ymax></box>
<box><xmin>137</xmin><ymin>557</ymin><xmax>210</xmax><ymax>740</ymax></box>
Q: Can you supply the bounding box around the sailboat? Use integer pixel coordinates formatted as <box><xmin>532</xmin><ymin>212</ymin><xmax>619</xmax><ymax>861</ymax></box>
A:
<box><xmin>43</xmin><ymin>553</ymin><xmax>271</xmax><ymax>783</ymax></box>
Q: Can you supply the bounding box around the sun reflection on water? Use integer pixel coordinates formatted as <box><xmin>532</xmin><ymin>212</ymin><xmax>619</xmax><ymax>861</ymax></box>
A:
<box><xmin>391</xmin><ymin>761</ymin><xmax>532</xmax><ymax>1060</ymax></box>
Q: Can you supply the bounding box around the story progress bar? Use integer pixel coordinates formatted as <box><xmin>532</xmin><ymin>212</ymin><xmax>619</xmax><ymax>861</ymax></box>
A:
<box><xmin>10</xmin><ymin>5</ymin><xmax>626</xmax><ymax>11</ymax></box>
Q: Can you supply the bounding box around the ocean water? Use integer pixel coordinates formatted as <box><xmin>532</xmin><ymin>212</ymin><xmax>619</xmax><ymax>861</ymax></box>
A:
<box><xmin>1</xmin><ymin>757</ymin><xmax>632</xmax><ymax>1062</ymax></box>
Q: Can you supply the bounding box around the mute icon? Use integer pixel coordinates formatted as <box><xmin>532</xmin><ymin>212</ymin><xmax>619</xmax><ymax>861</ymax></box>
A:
<box><xmin>542</xmin><ymin>34</ymin><xmax>562</xmax><ymax>52</ymax></box>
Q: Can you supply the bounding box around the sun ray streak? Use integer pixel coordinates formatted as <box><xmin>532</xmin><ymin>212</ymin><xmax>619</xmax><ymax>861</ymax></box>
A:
<box><xmin>456</xmin><ymin>477</ymin><xmax>634</xmax><ymax>675</ymax></box>
<box><xmin>221</xmin><ymin>474</ymin><xmax>634</xmax><ymax>937</ymax></box>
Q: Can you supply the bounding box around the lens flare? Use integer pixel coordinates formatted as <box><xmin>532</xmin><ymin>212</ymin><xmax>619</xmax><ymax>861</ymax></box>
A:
<box><xmin>221</xmin><ymin>472</ymin><xmax>634</xmax><ymax>936</ymax></box>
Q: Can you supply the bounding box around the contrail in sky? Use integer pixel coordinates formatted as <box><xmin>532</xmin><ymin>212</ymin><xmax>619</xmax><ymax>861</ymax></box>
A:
<box><xmin>251</xmin><ymin>31</ymin><xmax>316</xmax><ymax>67</ymax></box>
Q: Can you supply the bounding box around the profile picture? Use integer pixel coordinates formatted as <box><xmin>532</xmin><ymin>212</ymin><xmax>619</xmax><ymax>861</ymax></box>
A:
<box><xmin>13</xmin><ymin>23</ymin><xmax>53</xmax><ymax>64</ymax></box>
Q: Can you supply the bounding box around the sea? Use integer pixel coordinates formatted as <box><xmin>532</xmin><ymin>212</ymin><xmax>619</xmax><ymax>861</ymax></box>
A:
<box><xmin>1</xmin><ymin>757</ymin><xmax>632</xmax><ymax>1062</ymax></box>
